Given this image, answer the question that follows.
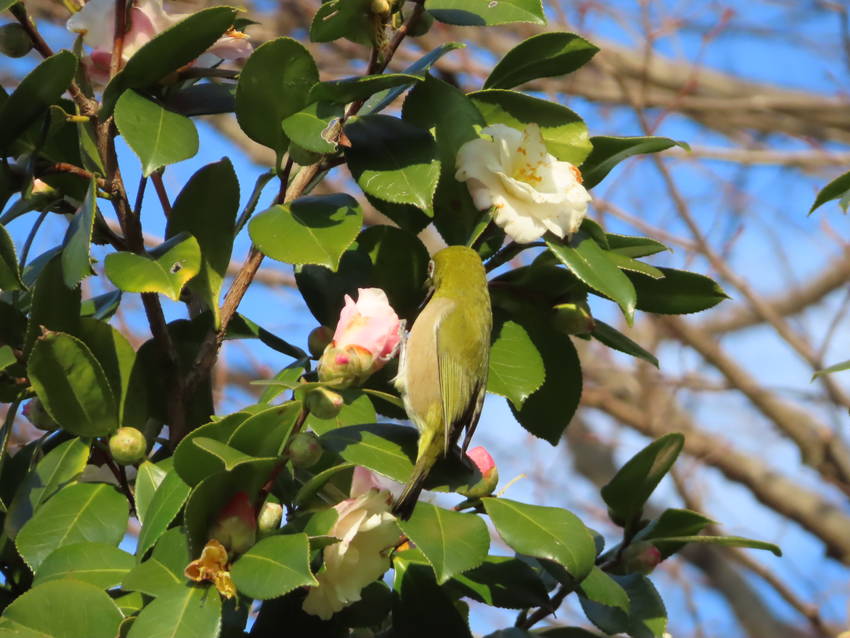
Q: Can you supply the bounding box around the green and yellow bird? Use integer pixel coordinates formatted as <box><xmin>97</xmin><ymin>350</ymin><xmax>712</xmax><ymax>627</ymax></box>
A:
<box><xmin>392</xmin><ymin>245</ymin><xmax>492</xmax><ymax>519</ymax></box>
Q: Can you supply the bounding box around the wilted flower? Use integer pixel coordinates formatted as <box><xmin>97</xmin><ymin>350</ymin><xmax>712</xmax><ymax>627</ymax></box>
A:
<box><xmin>457</xmin><ymin>446</ymin><xmax>499</xmax><ymax>498</ymax></box>
<box><xmin>455</xmin><ymin>123</ymin><xmax>591</xmax><ymax>244</ymax></box>
<box><xmin>184</xmin><ymin>539</ymin><xmax>236</xmax><ymax>599</ymax></box>
<box><xmin>318</xmin><ymin>288</ymin><xmax>402</xmax><ymax>389</ymax></box>
<box><xmin>302</xmin><ymin>467</ymin><xmax>400</xmax><ymax>620</ymax></box>
<box><xmin>66</xmin><ymin>0</ymin><xmax>252</xmax><ymax>83</ymax></box>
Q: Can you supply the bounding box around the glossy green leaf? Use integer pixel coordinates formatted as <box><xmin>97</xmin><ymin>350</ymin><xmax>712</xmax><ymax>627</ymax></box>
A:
<box><xmin>305</xmin><ymin>390</ymin><xmax>376</xmax><ymax>435</ymax></box>
<box><xmin>249</xmin><ymin>194</ymin><xmax>362</xmax><ymax>270</ymax></box>
<box><xmin>229</xmin><ymin>401</ymin><xmax>303</xmax><ymax>457</ymax></box>
<box><xmin>580</xmin><ymin>136</ymin><xmax>687</xmax><ymax>189</ymax></box>
<box><xmin>0</xmin><ymin>579</ymin><xmax>122</xmax><ymax>638</ymax></box>
<box><xmin>135</xmin><ymin>461</ymin><xmax>168</xmax><ymax>526</ymax></box>
<box><xmin>281</xmin><ymin>102</ymin><xmax>343</xmax><ymax>154</ymax></box>
<box><xmin>606</xmin><ymin>234</ymin><xmax>669</xmax><ymax>258</ymax></box>
<box><xmin>236</xmin><ymin>37</ymin><xmax>318</xmax><ymax>155</ymax></box>
<box><xmin>126</xmin><ymin>583</ymin><xmax>221</xmax><ymax>638</ymax></box>
<box><xmin>231</xmin><ymin>533</ymin><xmax>318</xmax><ymax>599</ymax></box>
<box><xmin>310</xmin><ymin>0</ymin><xmax>372</xmax><ymax>45</ymax></box>
<box><xmin>0</xmin><ymin>223</ymin><xmax>23</xmax><ymax>291</ymax></box>
<box><xmin>485</xmin><ymin>32</ymin><xmax>598</xmax><ymax>89</ymax></box>
<box><xmin>652</xmin><ymin>535</ymin><xmax>781</xmax><ymax>556</ymax></box>
<box><xmin>471</xmin><ymin>89</ymin><xmax>591</xmax><ymax>165</ymax></box>
<box><xmin>813</xmin><ymin>357</ymin><xmax>850</xmax><ymax>379</ymax></box>
<box><xmin>28</xmin><ymin>332</ymin><xmax>118</xmax><ymax>436</ymax></box>
<box><xmin>487</xmin><ymin>318</ymin><xmax>545</xmax><ymax>408</ymax></box>
<box><xmin>122</xmin><ymin>527</ymin><xmax>190</xmax><ymax>597</ymax></box>
<box><xmin>602</xmin><ymin>433</ymin><xmax>684</xmax><ymax>527</ymax></box>
<box><xmin>426</xmin><ymin>0</ymin><xmax>545</xmax><ymax>26</ymax></box>
<box><xmin>16</xmin><ymin>482</ymin><xmax>129</xmax><ymax>571</ymax></box>
<box><xmin>641</xmin><ymin>508</ymin><xmax>714</xmax><ymax>544</ymax></box>
<box><xmin>627</xmin><ymin>267</ymin><xmax>729</xmax><ymax>315</ymax></box>
<box><xmin>343</xmin><ymin>114</ymin><xmax>441</xmax><ymax>211</ymax></box>
<box><xmin>0</xmin><ymin>51</ymin><xmax>77</xmax><ymax>151</ymax></box>
<box><xmin>581</xmin><ymin>574</ymin><xmax>667</xmax><ymax>638</ymax></box>
<box><xmin>398</xmin><ymin>503</ymin><xmax>488</xmax><ymax>584</ymax></box>
<box><xmin>173</xmin><ymin>412</ymin><xmax>252</xmax><ymax>486</ymax></box>
<box><xmin>591</xmin><ymin>320</ymin><xmax>658</xmax><ymax>368</ymax></box>
<box><xmin>483</xmin><ymin>498</ymin><xmax>595</xmax><ymax>581</ymax></box>
<box><xmin>310</xmin><ymin>73</ymin><xmax>423</xmax><ymax>104</ymax></box>
<box><xmin>34</xmin><ymin>542</ymin><xmax>134</xmax><ymax>589</ymax></box>
<box><xmin>228</xmin><ymin>314</ymin><xmax>310</xmax><ymax>360</ymax></box>
<box><xmin>60</xmin><ymin>178</ymin><xmax>97</xmax><ymax>287</ymax></box>
<box><xmin>102</xmin><ymin>7</ymin><xmax>238</xmax><ymax>115</ymax></box>
<box><xmin>0</xmin><ymin>345</ymin><xmax>14</xmax><ymax>371</ymax></box>
<box><xmin>547</xmin><ymin>236</ymin><xmax>636</xmax><ymax>322</ymax></box>
<box><xmin>136</xmin><ymin>469</ymin><xmax>190</xmax><ymax>558</ymax></box>
<box><xmin>320</xmin><ymin>423</ymin><xmax>416</xmax><ymax>483</ymax></box>
<box><xmin>115</xmin><ymin>90</ymin><xmax>199</xmax><ymax>177</ymax></box>
<box><xmin>23</xmin><ymin>255</ymin><xmax>81</xmax><ymax>356</ymax></box>
<box><xmin>104</xmin><ymin>232</ymin><xmax>201</xmax><ymax>301</ymax></box>
<box><xmin>80</xmin><ymin>290</ymin><xmax>122</xmax><ymax>320</ymax></box>
<box><xmin>579</xmin><ymin>566</ymin><xmax>629</xmax><ymax>612</ymax></box>
<box><xmin>811</xmin><ymin>168</ymin><xmax>850</xmax><ymax>213</ymax></box>
<box><xmin>444</xmin><ymin>555</ymin><xmax>550</xmax><ymax>609</ymax></box>
<box><xmin>607</xmin><ymin>252</ymin><xmax>664</xmax><ymax>279</ymax></box>
<box><xmin>165</xmin><ymin>159</ymin><xmax>239</xmax><ymax>326</ymax></box>
<box><xmin>5</xmin><ymin>437</ymin><xmax>90</xmax><ymax>538</ymax></box>
<box><xmin>294</xmin><ymin>462</ymin><xmax>354</xmax><ymax>508</ymax></box>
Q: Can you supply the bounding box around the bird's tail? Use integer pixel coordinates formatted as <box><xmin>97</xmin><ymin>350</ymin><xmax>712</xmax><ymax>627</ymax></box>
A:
<box><xmin>392</xmin><ymin>458</ymin><xmax>430</xmax><ymax>520</ymax></box>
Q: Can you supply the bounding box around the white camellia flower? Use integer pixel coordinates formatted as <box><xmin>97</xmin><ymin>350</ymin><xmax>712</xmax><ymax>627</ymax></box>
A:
<box><xmin>302</xmin><ymin>467</ymin><xmax>400</xmax><ymax>620</ymax></box>
<box><xmin>455</xmin><ymin>123</ymin><xmax>591</xmax><ymax>244</ymax></box>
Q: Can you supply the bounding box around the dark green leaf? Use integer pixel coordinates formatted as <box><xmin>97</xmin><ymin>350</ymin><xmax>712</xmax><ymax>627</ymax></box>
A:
<box><xmin>811</xmin><ymin>169</ymin><xmax>850</xmax><ymax>213</ymax></box>
<box><xmin>310</xmin><ymin>73</ymin><xmax>423</xmax><ymax>104</ymax></box>
<box><xmin>320</xmin><ymin>423</ymin><xmax>416</xmax><ymax>483</ymax></box>
<box><xmin>305</xmin><ymin>390</ymin><xmax>375</xmax><ymax>435</ymax></box>
<box><xmin>488</xmin><ymin>318</ymin><xmax>545</xmax><ymax>408</ymax></box>
<box><xmin>651</xmin><ymin>535</ymin><xmax>781</xmax><ymax>556</ymax></box>
<box><xmin>229</xmin><ymin>401</ymin><xmax>303</xmax><ymax>457</ymax></box>
<box><xmin>231</xmin><ymin>533</ymin><xmax>318</xmax><ymax>599</ymax></box>
<box><xmin>34</xmin><ymin>542</ymin><xmax>134</xmax><ymax>589</ymax></box>
<box><xmin>606</xmin><ymin>234</ymin><xmax>669</xmax><ymax>258</ymax></box>
<box><xmin>173</xmin><ymin>412</ymin><xmax>252</xmax><ymax>486</ymax></box>
<box><xmin>135</xmin><ymin>460</ymin><xmax>168</xmax><ymax>526</ymax></box>
<box><xmin>122</xmin><ymin>527</ymin><xmax>190</xmax><ymax>597</ymax></box>
<box><xmin>485</xmin><ymin>32</ymin><xmax>598</xmax><ymax>89</ymax></box>
<box><xmin>136</xmin><ymin>469</ymin><xmax>190</xmax><ymax>558</ymax></box>
<box><xmin>249</xmin><ymin>194</ymin><xmax>362</xmax><ymax>269</ymax></box>
<box><xmin>591</xmin><ymin>320</ymin><xmax>658</xmax><ymax>367</ymax></box>
<box><xmin>295</xmin><ymin>250</ymin><xmax>372</xmax><ymax>326</ymax></box>
<box><xmin>23</xmin><ymin>255</ymin><xmax>81</xmax><ymax>356</ymax></box>
<box><xmin>426</xmin><ymin>0</ymin><xmax>545</xmax><ymax>26</ymax></box>
<box><xmin>0</xmin><ymin>223</ymin><xmax>24</xmax><ymax>291</ymax></box>
<box><xmin>579</xmin><ymin>566</ymin><xmax>629</xmax><ymax>612</ymax></box>
<box><xmin>281</xmin><ymin>102</ymin><xmax>343</xmax><ymax>154</ymax></box>
<box><xmin>60</xmin><ymin>178</ymin><xmax>97</xmax><ymax>287</ymax></box>
<box><xmin>126</xmin><ymin>583</ymin><xmax>221</xmax><ymax>638</ymax></box>
<box><xmin>641</xmin><ymin>508</ymin><xmax>714</xmax><ymax>545</ymax></box>
<box><xmin>627</xmin><ymin>267</ymin><xmax>729</xmax><ymax>315</ymax></box>
<box><xmin>80</xmin><ymin>290</ymin><xmax>122</xmax><ymax>320</ymax></box>
<box><xmin>227</xmin><ymin>314</ymin><xmax>309</xmax><ymax>360</ymax></box>
<box><xmin>310</xmin><ymin>0</ymin><xmax>372</xmax><ymax>45</ymax></box>
<box><xmin>607</xmin><ymin>252</ymin><xmax>664</xmax><ymax>279</ymax></box>
<box><xmin>444</xmin><ymin>555</ymin><xmax>550</xmax><ymax>609</ymax></box>
<box><xmin>0</xmin><ymin>345</ymin><xmax>14</xmax><ymax>371</ymax></box>
<box><xmin>580</xmin><ymin>136</ymin><xmax>687</xmax><ymax>189</ymax></box>
<box><xmin>581</xmin><ymin>574</ymin><xmax>667</xmax><ymax>638</ymax></box>
<box><xmin>115</xmin><ymin>90</ymin><xmax>199</xmax><ymax>176</ymax></box>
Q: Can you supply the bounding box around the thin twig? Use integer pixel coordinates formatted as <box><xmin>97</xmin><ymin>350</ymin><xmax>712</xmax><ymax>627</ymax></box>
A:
<box><xmin>109</xmin><ymin>0</ymin><xmax>127</xmax><ymax>79</ymax></box>
<box><xmin>150</xmin><ymin>171</ymin><xmax>172</xmax><ymax>216</ymax></box>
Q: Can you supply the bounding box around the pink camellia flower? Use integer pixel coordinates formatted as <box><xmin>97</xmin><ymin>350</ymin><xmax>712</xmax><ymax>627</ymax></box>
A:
<box><xmin>458</xmin><ymin>446</ymin><xmax>499</xmax><ymax>498</ymax></box>
<box><xmin>317</xmin><ymin>288</ymin><xmax>402</xmax><ymax>389</ymax></box>
<box><xmin>302</xmin><ymin>467</ymin><xmax>400</xmax><ymax>620</ymax></box>
<box><xmin>66</xmin><ymin>0</ymin><xmax>253</xmax><ymax>84</ymax></box>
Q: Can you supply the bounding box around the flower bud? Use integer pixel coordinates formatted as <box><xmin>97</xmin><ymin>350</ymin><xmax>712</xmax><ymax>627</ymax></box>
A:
<box><xmin>318</xmin><ymin>344</ymin><xmax>374</xmax><ymax>389</ymax></box>
<box><xmin>553</xmin><ymin>301</ymin><xmax>594</xmax><ymax>335</ymax></box>
<box><xmin>0</xmin><ymin>23</ymin><xmax>33</xmax><ymax>58</ymax></box>
<box><xmin>257</xmin><ymin>501</ymin><xmax>283</xmax><ymax>536</ymax></box>
<box><xmin>288</xmin><ymin>432</ymin><xmax>323</xmax><ymax>469</ymax></box>
<box><xmin>108</xmin><ymin>427</ymin><xmax>147</xmax><ymax>465</ymax></box>
<box><xmin>621</xmin><ymin>541</ymin><xmax>662</xmax><ymax>575</ymax></box>
<box><xmin>457</xmin><ymin>446</ymin><xmax>499</xmax><ymax>498</ymax></box>
<box><xmin>305</xmin><ymin>386</ymin><xmax>344</xmax><ymax>420</ymax></box>
<box><xmin>209</xmin><ymin>491</ymin><xmax>257</xmax><ymax>556</ymax></box>
<box><xmin>23</xmin><ymin>399</ymin><xmax>58</xmax><ymax>431</ymax></box>
<box><xmin>308</xmin><ymin>325</ymin><xmax>334</xmax><ymax>359</ymax></box>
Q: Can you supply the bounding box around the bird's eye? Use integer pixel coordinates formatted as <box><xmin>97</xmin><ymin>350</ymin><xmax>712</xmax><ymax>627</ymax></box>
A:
<box><xmin>427</xmin><ymin>260</ymin><xmax>435</xmax><ymax>278</ymax></box>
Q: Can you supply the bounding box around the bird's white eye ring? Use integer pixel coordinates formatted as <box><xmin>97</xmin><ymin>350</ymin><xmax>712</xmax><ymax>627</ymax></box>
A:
<box><xmin>427</xmin><ymin>259</ymin><xmax>435</xmax><ymax>278</ymax></box>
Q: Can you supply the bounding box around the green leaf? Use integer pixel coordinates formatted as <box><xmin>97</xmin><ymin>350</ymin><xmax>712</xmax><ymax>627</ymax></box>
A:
<box><xmin>126</xmin><ymin>583</ymin><xmax>221</xmax><ymax>638</ymax></box>
<box><xmin>0</xmin><ymin>223</ymin><xmax>24</xmax><ymax>291</ymax></box>
<box><xmin>80</xmin><ymin>290</ymin><xmax>122</xmax><ymax>320</ymax></box>
<box><xmin>426</xmin><ymin>0</ymin><xmax>545</xmax><ymax>26</ymax></box>
<box><xmin>627</xmin><ymin>267</ymin><xmax>729</xmax><ymax>314</ymax></box>
<box><xmin>135</xmin><ymin>460</ymin><xmax>168</xmax><ymax>526</ymax></box>
<box><xmin>811</xmin><ymin>169</ymin><xmax>850</xmax><ymax>213</ymax></box>
<box><xmin>581</xmin><ymin>574</ymin><xmax>667</xmax><ymax>638</ymax></box>
<box><xmin>0</xmin><ymin>345</ymin><xmax>14</xmax><ymax>371</ymax></box>
<box><xmin>102</xmin><ymin>7</ymin><xmax>238</xmax><ymax>115</ymax></box>
<box><xmin>0</xmin><ymin>579</ymin><xmax>122</xmax><ymax>638</ymax></box>
<box><xmin>231</xmin><ymin>533</ymin><xmax>318</xmax><ymax>599</ymax></box>
<box><xmin>591</xmin><ymin>320</ymin><xmax>658</xmax><ymax>367</ymax></box>
<box><xmin>641</xmin><ymin>508</ymin><xmax>714</xmax><ymax>544</ymax></box>
<box><xmin>104</xmin><ymin>232</ymin><xmax>201</xmax><ymax>301</ymax></box>
<box><xmin>651</xmin><ymin>535</ymin><xmax>781</xmax><ymax>557</ymax></box>
<box><xmin>547</xmin><ymin>236</ymin><xmax>636</xmax><ymax>322</ymax></box>
<box><xmin>444</xmin><ymin>555</ymin><xmax>550</xmax><ymax>609</ymax></box>
<box><xmin>606</xmin><ymin>234</ymin><xmax>669</xmax><ymax>258</ymax></box>
<box><xmin>5</xmin><ymin>437</ymin><xmax>90</xmax><ymax>538</ymax></box>
<box><xmin>23</xmin><ymin>255</ymin><xmax>81</xmax><ymax>356</ymax></box>
<box><xmin>537</xmin><ymin>629</ymin><xmax>605</xmax><ymax>638</ymax></box>
<box><xmin>579</xmin><ymin>566</ymin><xmax>629</xmax><ymax>612</ymax></box>
<box><xmin>813</xmin><ymin>357</ymin><xmax>850</xmax><ymax>379</ymax></box>
<box><xmin>165</xmin><ymin>159</ymin><xmax>239</xmax><ymax>326</ymax></box>
<box><xmin>0</xmin><ymin>51</ymin><xmax>77</xmax><ymax>152</ymax></box>
<box><xmin>16</xmin><ymin>482</ymin><xmax>129</xmax><ymax>571</ymax></box>
<box><xmin>122</xmin><ymin>527</ymin><xmax>190</xmax><ymax>597</ymax></box>
<box><xmin>295</xmin><ymin>250</ymin><xmax>372</xmax><ymax>326</ymax></box>
<box><xmin>28</xmin><ymin>332</ymin><xmax>118</xmax><ymax>436</ymax></box>
<box><xmin>320</xmin><ymin>423</ymin><xmax>416</xmax><ymax>483</ymax></box>
<box><xmin>310</xmin><ymin>0</ymin><xmax>372</xmax><ymax>45</ymax></box>
<box><xmin>343</xmin><ymin>114</ymin><xmax>441</xmax><ymax>211</ymax></box>
<box><xmin>281</xmin><ymin>102</ymin><xmax>343</xmax><ymax>154</ymax></box>
<box><xmin>228</xmin><ymin>314</ymin><xmax>310</xmax><ymax>360</ymax></box>
<box><xmin>487</xmin><ymin>318</ymin><xmax>545</xmax><ymax>408</ymax></box>
<box><xmin>173</xmin><ymin>412</ymin><xmax>251</xmax><ymax>486</ymax></box>
<box><xmin>601</xmin><ymin>433</ymin><xmax>684</xmax><ymax>527</ymax></box>
<box><xmin>398</xmin><ymin>503</ymin><xmax>488</xmax><ymax>584</ymax></box>
<box><xmin>34</xmin><ymin>542</ymin><xmax>134</xmax><ymax>589</ymax></box>
<box><xmin>136</xmin><ymin>469</ymin><xmax>190</xmax><ymax>558</ymax></box>
<box><xmin>236</xmin><ymin>37</ymin><xmax>318</xmax><ymax>155</ymax></box>
<box><xmin>580</xmin><ymin>136</ymin><xmax>687</xmax><ymax>189</ymax></box>
<box><xmin>485</xmin><ymin>32</ymin><xmax>598</xmax><ymax>89</ymax></box>
<box><xmin>294</xmin><ymin>462</ymin><xmax>354</xmax><ymax>508</ymax></box>
<box><xmin>482</xmin><ymin>498</ymin><xmax>595</xmax><ymax>581</ymax></box>
<box><xmin>470</xmin><ymin>89</ymin><xmax>591</xmax><ymax>165</ymax></box>
<box><xmin>310</xmin><ymin>74</ymin><xmax>423</xmax><ymax>104</ymax></box>
<box><xmin>607</xmin><ymin>252</ymin><xmax>664</xmax><ymax>280</ymax></box>
<box><xmin>249</xmin><ymin>194</ymin><xmax>363</xmax><ymax>269</ymax></box>
<box><xmin>192</xmin><ymin>438</ymin><xmax>253</xmax><ymax>470</ymax></box>
<box><xmin>60</xmin><ymin>178</ymin><xmax>97</xmax><ymax>287</ymax></box>
<box><xmin>115</xmin><ymin>90</ymin><xmax>199</xmax><ymax>177</ymax></box>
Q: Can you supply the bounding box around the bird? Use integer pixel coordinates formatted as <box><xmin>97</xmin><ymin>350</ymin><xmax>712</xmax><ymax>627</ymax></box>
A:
<box><xmin>392</xmin><ymin>245</ymin><xmax>492</xmax><ymax>519</ymax></box>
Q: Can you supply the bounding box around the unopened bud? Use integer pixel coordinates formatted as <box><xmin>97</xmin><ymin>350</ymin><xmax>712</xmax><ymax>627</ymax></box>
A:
<box><xmin>457</xmin><ymin>446</ymin><xmax>499</xmax><ymax>498</ymax></box>
<box><xmin>108</xmin><ymin>427</ymin><xmax>147</xmax><ymax>465</ymax></box>
<box><xmin>305</xmin><ymin>387</ymin><xmax>344</xmax><ymax>420</ymax></box>
<box><xmin>288</xmin><ymin>432</ymin><xmax>323</xmax><ymax>468</ymax></box>
<box><xmin>257</xmin><ymin>501</ymin><xmax>283</xmax><ymax>535</ymax></box>
<box><xmin>318</xmin><ymin>344</ymin><xmax>375</xmax><ymax>390</ymax></box>
<box><xmin>209</xmin><ymin>491</ymin><xmax>257</xmax><ymax>556</ymax></box>
<box><xmin>371</xmin><ymin>0</ymin><xmax>391</xmax><ymax>15</ymax></box>
<box><xmin>23</xmin><ymin>399</ymin><xmax>58</xmax><ymax>431</ymax></box>
<box><xmin>0</xmin><ymin>24</ymin><xmax>33</xmax><ymax>58</ymax></box>
<box><xmin>553</xmin><ymin>301</ymin><xmax>594</xmax><ymax>335</ymax></box>
<box><xmin>621</xmin><ymin>541</ymin><xmax>662</xmax><ymax>575</ymax></box>
<box><xmin>308</xmin><ymin>326</ymin><xmax>334</xmax><ymax>359</ymax></box>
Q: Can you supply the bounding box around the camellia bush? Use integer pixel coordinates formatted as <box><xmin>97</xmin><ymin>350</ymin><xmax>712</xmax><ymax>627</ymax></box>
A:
<box><xmin>0</xmin><ymin>1</ymin><xmax>781</xmax><ymax>636</ymax></box>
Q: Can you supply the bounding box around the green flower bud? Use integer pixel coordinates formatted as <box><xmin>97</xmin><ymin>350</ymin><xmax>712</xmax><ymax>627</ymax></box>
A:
<box><xmin>552</xmin><ymin>301</ymin><xmax>595</xmax><ymax>335</ymax></box>
<box><xmin>456</xmin><ymin>446</ymin><xmax>499</xmax><ymax>498</ymax></box>
<box><xmin>305</xmin><ymin>387</ymin><xmax>344</xmax><ymax>420</ymax></box>
<box><xmin>210</xmin><ymin>492</ymin><xmax>257</xmax><ymax>556</ymax></box>
<box><xmin>0</xmin><ymin>24</ymin><xmax>33</xmax><ymax>58</ymax></box>
<box><xmin>257</xmin><ymin>501</ymin><xmax>283</xmax><ymax>536</ymax></box>
<box><xmin>406</xmin><ymin>10</ymin><xmax>433</xmax><ymax>37</ymax></box>
<box><xmin>621</xmin><ymin>541</ymin><xmax>662</xmax><ymax>575</ymax></box>
<box><xmin>23</xmin><ymin>399</ymin><xmax>58</xmax><ymax>431</ymax></box>
<box><xmin>308</xmin><ymin>326</ymin><xmax>334</xmax><ymax>359</ymax></box>
<box><xmin>108</xmin><ymin>427</ymin><xmax>147</xmax><ymax>465</ymax></box>
<box><xmin>288</xmin><ymin>432</ymin><xmax>323</xmax><ymax>468</ymax></box>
